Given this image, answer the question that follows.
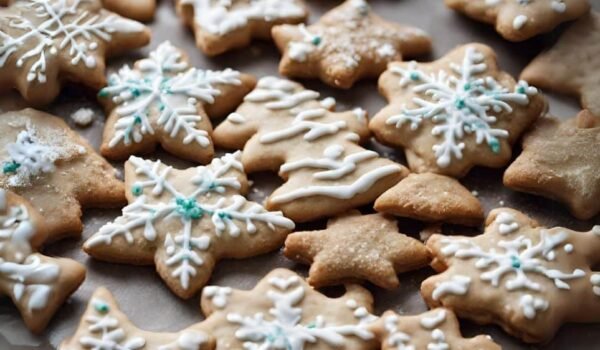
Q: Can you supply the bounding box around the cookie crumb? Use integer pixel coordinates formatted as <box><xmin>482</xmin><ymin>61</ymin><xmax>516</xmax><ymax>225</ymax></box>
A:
<box><xmin>70</xmin><ymin>108</ymin><xmax>95</xmax><ymax>127</ymax></box>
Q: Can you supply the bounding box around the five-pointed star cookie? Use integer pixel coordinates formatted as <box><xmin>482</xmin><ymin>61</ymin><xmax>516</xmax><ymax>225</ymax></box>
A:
<box><xmin>371</xmin><ymin>308</ymin><xmax>501</xmax><ymax>350</ymax></box>
<box><xmin>175</xmin><ymin>0</ymin><xmax>308</xmax><ymax>56</ymax></box>
<box><xmin>284</xmin><ymin>211</ymin><xmax>430</xmax><ymax>289</ymax></box>
<box><xmin>0</xmin><ymin>0</ymin><xmax>150</xmax><ymax>106</ymax></box>
<box><xmin>0</xmin><ymin>109</ymin><xmax>125</xmax><ymax>242</ymax></box>
<box><xmin>83</xmin><ymin>152</ymin><xmax>295</xmax><ymax>299</ymax></box>
<box><xmin>60</xmin><ymin>287</ymin><xmax>214</xmax><ymax>350</ymax></box>
<box><xmin>504</xmin><ymin>110</ymin><xmax>600</xmax><ymax>220</ymax></box>
<box><xmin>272</xmin><ymin>0</ymin><xmax>432</xmax><ymax>89</ymax></box>
<box><xmin>199</xmin><ymin>268</ymin><xmax>378</xmax><ymax>349</ymax></box>
<box><xmin>445</xmin><ymin>0</ymin><xmax>590</xmax><ymax>41</ymax></box>
<box><xmin>421</xmin><ymin>208</ymin><xmax>600</xmax><ymax>343</ymax></box>
<box><xmin>0</xmin><ymin>189</ymin><xmax>85</xmax><ymax>333</ymax></box>
<box><xmin>369</xmin><ymin>43</ymin><xmax>546</xmax><ymax>178</ymax></box>
<box><xmin>521</xmin><ymin>11</ymin><xmax>600</xmax><ymax>117</ymax></box>
<box><xmin>99</xmin><ymin>41</ymin><xmax>256</xmax><ymax>163</ymax></box>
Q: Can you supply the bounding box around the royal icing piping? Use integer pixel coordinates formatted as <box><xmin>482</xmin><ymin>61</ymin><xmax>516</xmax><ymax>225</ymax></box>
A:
<box><xmin>519</xmin><ymin>294</ymin><xmax>549</xmax><ymax>320</ymax></box>
<box><xmin>483</xmin><ymin>0</ymin><xmax>568</xmax><ymax>30</ymax></box>
<box><xmin>432</xmin><ymin>275</ymin><xmax>472</xmax><ymax>301</ymax></box>
<box><xmin>384</xmin><ymin>310</ymin><xmax>450</xmax><ymax>350</ymax></box>
<box><xmin>592</xmin><ymin>274</ymin><xmax>600</xmax><ymax>297</ymax></box>
<box><xmin>203</xmin><ymin>285</ymin><xmax>232</xmax><ymax>309</ymax></box>
<box><xmin>494</xmin><ymin>211</ymin><xmax>519</xmax><ymax>235</ymax></box>
<box><xmin>419</xmin><ymin>310</ymin><xmax>447</xmax><ymax>329</ymax></box>
<box><xmin>386</xmin><ymin>47</ymin><xmax>538</xmax><ymax>167</ymax></box>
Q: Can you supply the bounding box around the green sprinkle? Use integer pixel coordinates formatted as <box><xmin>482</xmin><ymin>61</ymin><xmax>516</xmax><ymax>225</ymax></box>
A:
<box><xmin>131</xmin><ymin>184</ymin><xmax>143</xmax><ymax>196</ymax></box>
<box><xmin>489</xmin><ymin>138</ymin><xmax>501</xmax><ymax>154</ymax></box>
<box><xmin>94</xmin><ymin>302</ymin><xmax>110</xmax><ymax>314</ymax></box>
<box><xmin>410</xmin><ymin>72</ymin><xmax>420</xmax><ymax>81</ymax></box>
<box><xmin>134</xmin><ymin>116</ymin><xmax>142</xmax><ymax>125</ymax></box>
<box><xmin>517</xmin><ymin>86</ymin><xmax>526</xmax><ymax>94</ymax></box>
<box><xmin>218</xmin><ymin>212</ymin><xmax>231</xmax><ymax>219</ymax></box>
<box><xmin>463</xmin><ymin>83</ymin><xmax>471</xmax><ymax>91</ymax></box>
<box><xmin>132</xmin><ymin>88</ymin><xmax>141</xmax><ymax>97</ymax></box>
<box><xmin>455</xmin><ymin>98</ymin><xmax>466</xmax><ymax>109</ymax></box>
<box><xmin>98</xmin><ymin>89</ymin><xmax>109</xmax><ymax>98</ymax></box>
<box><xmin>311</xmin><ymin>36</ymin><xmax>321</xmax><ymax>46</ymax></box>
<box><xmin>176</xmin><ymin>197</ymin><xmax>204</xmax><ymax>220</ymax></box>
<box><xmin>511</xmin><ymin>256</ymin><xmax>521</xmax><ymax>269</ymax></box>
<box><xmin>2</xmin><ymin>161</ymin><xmax>20</xmax><ymax>174</ymax></box>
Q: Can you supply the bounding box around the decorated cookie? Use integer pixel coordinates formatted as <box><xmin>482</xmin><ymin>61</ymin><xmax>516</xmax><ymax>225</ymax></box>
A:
<box><xmin>504</xmin><ymin>110</ymin><xmax>599</xmax><ymax>220</ymax></box>
<box><xmin>369</xmin><ymin>43</ymin><xmax>545</xmax><ymax>178</ymax></box>
<box><xmin>272</xmin><ymin>0</ymin><xmax>431</xmax><ymax>89</ymax></box>
<box><xmin>372</xmin><ymin>308</ymin><xmax>501</xmax><ymax>350</ymax></box>
<box><xmin>84</xmin><ymin>153</ymin><xmax>295</xmax><ymax>299</ymax></box>
<box><xmin>0</xmin><ymin>0</ymin><xmax>150</xmax><ymax>106</ymax></box>
<box><xmin>175</xmin><ymin>0</ymin><xmax>308</xmax><ymax>56</ymax></box>
<box><xmin>421</xmin><ymin>208</ymin><xmax>600</xmax><ymax>343</ymax></box>
<box><xmin>60</xmin><ymin>287</ymin><xmax>214</xmax><ymax>350</ymax></box>
<box><xmin>445</xmin><ymin>0</ymin><xmax>590</xmax><ymax>41</ymax></box>
<box><xmin>99</xmin><ymin>41</ymin><xmax>256</xmax><ymax>163</ymax></box>
<box><xmin>284</xmin><ymin>211</ymin><xmax>430</xmax><ymax>289</ymax></box>
<box><xmin>521</xmin><ymin>12</ymin><xmax>600</xmax><ymax>117</ymax></box>
<box><xmin>0</xmin><ymin>109</ymin><xmax>125</xmax><ymax>241</ymax></box>
<box><xmin>200</xmin><ymin>268</ymin><xmax>378</xmax><ymax>349</ymax></box>
<box><xmin>213</xmin><ymin>76</ymin><xmax>407</xmax><ymax>223</ymax></box>
<box><xmin>103</xmin><ymin>0</ymin><xmax>156</xmax><ymax>22</ymax></box>
<box><xmin>0</xmin><ymin>189</ymin><xmax>85</xmax><ymax>333</ymax></box>
<box><xmin>375</xmin><ymin>173</ymin><xmax>484</xmax><ymax>226</ymax></box>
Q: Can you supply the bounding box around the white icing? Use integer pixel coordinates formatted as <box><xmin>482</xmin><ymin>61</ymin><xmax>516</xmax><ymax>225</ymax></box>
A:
<box><xmin>513</xmin><ymin>15</ymin><xmax>528</xmax><ymax>29</ymax></box>
<box><xmin>564</xmin><ymin>244</ymin><xmax>573</xmax><ymax>253</ymax></box>
<box><xmin>203</xmin><ymin>285</ymin><xmax>232</xmax><ymax>309</ymax></box>
<box><xmin>384</xmin><ymin>314</ymin><xmax>414</xmax><ymax>350</ymax></box>
<box><xmin>432</xmin><ymin>275</ymin><xmax>471</xmax><ymax>300</ymax></box>
<box><xmin>227</xmin><ymin>112</ymin><xmax>247</xmax><ymax>124</ymax></box>
<box><xmin>593</xmin><ymin>225</ymin><xmax>600</xmax><ymax>236</ymax></box>
<box><xmin>591</xmin><ymin>274</ymin><xmax>600</xmax><ymax>297</ymax></box>
<box><xmin>377</xmin><ymin>43</ymin><xmax>396</xmax><ymax>58</ymax></box>
<box><xmin>70</xmin><ymin>108</ymin><xmax>95</xmax><ymax>127</ymax></box>
<box><xmin>288</xmin><ymin>24</ymin><xmax>319</xmax><ymax>62</ymax></box>
<box><xmin>495</xmin><ymin>211</ymin><xmax>519</xmax><ymax>235</ymax></box>
<box><xmin>428</xmin><ymin>329</ymin><xmax>449</xmax><ymax>350</ymax></box>
<box><xmin>420</xmin><ymin>310</ymin><xmax>446</xmax><ymax>329</ymax></box>
<box><xmin>519</xmin><ymin>294</ymin><xmax>549</xmax><ymax>320</ymax></box>
<box><xmin>3</xmin><ymin>130</ymin><xmax>57</xmax><ymax>187</ymax></box>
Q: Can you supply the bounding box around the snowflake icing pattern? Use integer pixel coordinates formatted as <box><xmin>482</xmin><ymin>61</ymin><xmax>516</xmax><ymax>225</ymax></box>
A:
<box><xmin>386</xmin><ymin>47</ymin><xmax>538</xmax><ymax>168</ymax></box>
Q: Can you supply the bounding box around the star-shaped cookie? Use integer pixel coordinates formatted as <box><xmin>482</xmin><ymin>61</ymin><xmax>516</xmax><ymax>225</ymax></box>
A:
<box><xmin>99</xmin><ymin>41</ymin><xmax>256</xmax><ymax>163</ymax></box>
<box><xmin>0</xmin><ymin>109</ymin><xmax>125</xmax><ymax>242</ymax></box>
<box><xmin>84</xmin><ymin>153</ymin><xmax>295</xmax><ymax>299</ymax></box>
<box><xmin>0</xmin><ymin>0</ymin><xmax>150</xmax><ymax>106</ymax></box>
<box><xmin>175</xmin><ymin>0</ymin><xmax>308</xmax><ymax>56</ymax></box>
<box><xmin>521</xmin><ymin>11</ymin><xmax>600</xmax><ymax>117</ymax></box>
<box><xmin>284</xmin><ymin>211</ymin><xmax>430</xmax><ymax>289</ymax></box>
<box><xmin>369</xmin><ymin>43</ymin><xmax>546</xmax><ymax>178</ymax></box>
<box><xmin>504</xmin><ymin>110</ymin><xmax>599</xmax><ymax>220</ymax></box>
<box><xmin>0</xmin><ymin>189</ymin><xmax>85</xmax><ymax>333</ymax></box>
<box><xmin>445</xmin><ymin>0</ymin><xmax>590</xmax><ymax>41</ymax></box>
<box><xmin>272</xmin><ymin>0</ymin><xmax>432</xmax><ymax>89</ymax></box>
<box><xmin>421</xmin><ymin>208</ymin><xmax>600</xmax><ymax>343</ymax></box>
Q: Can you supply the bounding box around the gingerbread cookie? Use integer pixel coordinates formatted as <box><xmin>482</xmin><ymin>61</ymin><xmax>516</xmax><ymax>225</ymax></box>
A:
<box><xmin>103</xmin><ymin>0</ymin><xmax>156</xmax><ymax>22</ymax></box>
<box><xmin>200</xmin><ymin>268</ymin><xmax>378</xmax><ymax>349</ymax></box>
<box><xmin>369</xmin><ymin>43</ymin><xmax>545</xmax><ymax>178</ymax></box>
<box><xmin>213</xmin><ymin>76</ymin><xmax>407</xmax><ymax>223</ymax></box>
<box><xmin>445</xmin><ymin>0</ymin><xmax>590</xmax><ymax>41</ymax></box>
<box><xmin>0</xmin><ymin>109</ymin><xmax>125</xmax><ymax>241</ymax></box>
<box><xmin>521</xmin><ymin>11</ymin><xmax>600</xmax><ymax>117</ymax></box>
<box><xmin>272</xmin><ymin>0</ymin><xmax>431</xmax><ymax>89</ymax></box>
<box><xmin>99</xmin><ymin>41</ymin><xmax>256</xmax><ymax>163</ymax></box>
<box><xmin>375</xmin><ymin>173</ymin><xmax>484</xmax><ymax>226</ymax></box>
<box><xmin>60</xmin><ymin>287</ymin><xmax>214</xmax><ymax>350</ymax></box>
<box><xmin>84</xmin><ymin>153</ymin><xmax>295</xmax><ymax>299</ymax></box>
<box><xmin>372</xmin><ymin>308</ymin><xmax>501</xmax><ymax>350</ymax></box>
<box><xmin>284</xmin><ymin>211</ymin><xmax>430</xmax><ymax>289</ymax></box>
<box><xmin>421</xmin><ymin>208</ymin><xmax>600</xmax><ymax>343</ymax></box>
<box><xmin>0</xmin><ymin>189</ymin><xmax>85</xmax><ymax>333</ymax></box>
<box><xmin>175</xmin><ymin>0</ymin><xmax>308</xmax><ymax>56</ymax></box>
<box><xmin>0</xmin><ymin>0</ymin><xmax>150</xmax><ymax>106</ymax></box>
<box><xmin>504</xmin><ymin>110</ymin><xmax>599</xmax><ymax>220</ymax></box>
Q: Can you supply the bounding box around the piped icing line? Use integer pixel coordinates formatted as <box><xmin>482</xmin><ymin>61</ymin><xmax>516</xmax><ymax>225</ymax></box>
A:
<box><xmin>592</xmin><ymin>274</ymin><xmax>600</xmax><ymax>297</ymax></box>
<box><xmin>432</xmin><ymin>275</ymin><xmax>471</xmax><ymax>300</ymax></box>
<box><xmin>419</xmin><ymin>309</ymin><xmax>447</xmax><ymax>329</ymax></box>
<box><xmin>519</xmin><ymin>294</ymin><xmax>549</xmax><ymax>320</ymax></box>
<box><xmin>494</xmin><ymin>211</ymin><xmax>519</xmax><ymax>235</ymax></box>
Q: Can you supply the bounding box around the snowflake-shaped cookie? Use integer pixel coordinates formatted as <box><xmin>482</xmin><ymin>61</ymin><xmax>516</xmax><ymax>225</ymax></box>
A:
<box><xmin>421</xmin><ymin>208</ymin><xmax>600</xmax><ymax>343</ymax></box>
<box><xmin>370</xmin><ymin>43</ymin><xmax>545</xmax><ymax>177</ymax></box>
<box><xmin>99</xmin><ymin>41</ymin><xmax>256</xmax><ymax>163</ymax></box>
<box><xmin>83</xmin><ymin>152</ymin><xmax>295</xmax><ymax>299</ymax></box>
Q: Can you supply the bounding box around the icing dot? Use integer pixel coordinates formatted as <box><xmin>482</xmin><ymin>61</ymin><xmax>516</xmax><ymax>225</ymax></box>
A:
<box><xmin>131</xmin><ymin>184</ymin><xmax>143</xmax><ymax>196</ymax></box>
<box><xmin>564</xmin><ymin>244</ymin><xmax>573</xmax><ymax>253</ymax></box>
<box><xmin>94</xmin><ymin>300</ymin><xmax>110</xmax><ymax>314</ymax></box>
<box><xmin>513</xmin><ymin>15</ymin><xmax>528</xmax><ymax>30</ymax></box>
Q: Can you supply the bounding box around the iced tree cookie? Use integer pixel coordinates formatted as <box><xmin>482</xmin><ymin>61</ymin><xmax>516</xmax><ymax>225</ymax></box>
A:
<box><xmin>99</xmin><ymin>41</ymin><xmax>256</xmax><ymax>163</ymax></box>
<box><xmin>272</xmin><ymin>0</ymin><xmax>431</xmax><ymax>89</ymax></box>
<box><xmin>60</xmin><ymin>287</ymin><xmax>214</xmax><ymax>350</ymax></box>
<box><xmin>445</xmin><ymin>0</ymin><xmax>590</xmax><ymax>41</ymax></box>
<box><xmin>0</xmin><ymin>189</ymin><xmax>85</xmax><ymax>333</ymax></box>
<box><xmin>213</xmin><ymin>77</ymin><xmax>407</xmax><ymax>223</ymax></box>
<box><xmin>504</xmin><ymin>110</ymin><xmax>599</xmax><ymax>220</ymax></box>
<box><xmin>369</xmin><ymin>43</ymin><xmax>545</xmax><ymax>178</ymax></box>
<box><xmin>0</xmin><ymin>0</ymin><xmax>150</xmax><ymax>106</ymax></box>
<box><xmin>0</xmin><ymin>109</ymin><xmax>125</xmax><ymax>241</ymax></box>
<box><xmin>175</xmin><ymin>0</ymin><xmax>307</xmax><ymax>56</ymax></box>
<box><xmin>84</xmin><ymin>153</ymin><xmax>295</xmax><ymax>299</ymax></box>
<box><xmin>421</xmin><ymin>208</ymin><xmax>600</xmax><ymax>343</ymax></box>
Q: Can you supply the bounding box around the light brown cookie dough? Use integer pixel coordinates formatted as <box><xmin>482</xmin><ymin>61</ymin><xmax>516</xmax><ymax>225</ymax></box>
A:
<box><xmin>445</xmin><ymin>0</ymin><xmax>590</xmax><ymax>41</ymax></box>
<box><xmin>175</xmin><ymin>0</ymin><xmax>308</xmax><ymax>56</ymax></box>
<box><xmin>521</xmin><ymin>11</ymin><xmax>600</xmax><ymax>117</ymax></box>
<box><xmin>60</xmin><ymin>287</ymin><xmax>214</xmax><ymax>350</ymax></box>
<box><xmin>272</xmin><ymin>0</ymin><xmax>432</xmax><ymax>89</ymax></box>
<box><xmin>103</xmin><ymin>0</ymin><xmax>156</xmax><ymax>22</ymax></box>
<box><xmin>199</xmin><ymin>268</ymin><xmax>379</xmax><ymax>349</ymax></box>
<box><xmin>421</xmin><ymin>208</ymin><xmax>600</xmax><ymax>343</ymax></box>
<box><xmin>375</xmin><ymin>173</ymin><xmax>484</xmax><ymax>226</ymax></box>
<box><xmin>504</xmin><ymin>110</ymin><xmax>600</xmax><ymax>220</ymax></box>
<box><xmin>0</xmin><ymin>189</ymin><xmax>85</xmax><ymax>333</ymax></box>
<box><xmin>83</xmin><ymin>153</ymin><xmax>295</xmax><ymax>299</ymax></box>
<box><xmin>0</xmin><ymin>109</ymin><xmax>125</xmax><ymax>242</ymax></box>
<box><xmin>369</xmin><ymin>43</ymin><xmax>546</xmax><ymax>178</ymax></box>
<box><xmin>99</xmin><ymin>41</ymin><xmax>256</xmax><ymax>163</ymax></box>
<box><xmin>0</xmin><ymin>0</ymin><xmax>150</xmax><ymax>106</ymax></box>
<box><xmin>284</xmin><ymin>211</ymin><xmax>430</xmax><ymax>290</ymax></box>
